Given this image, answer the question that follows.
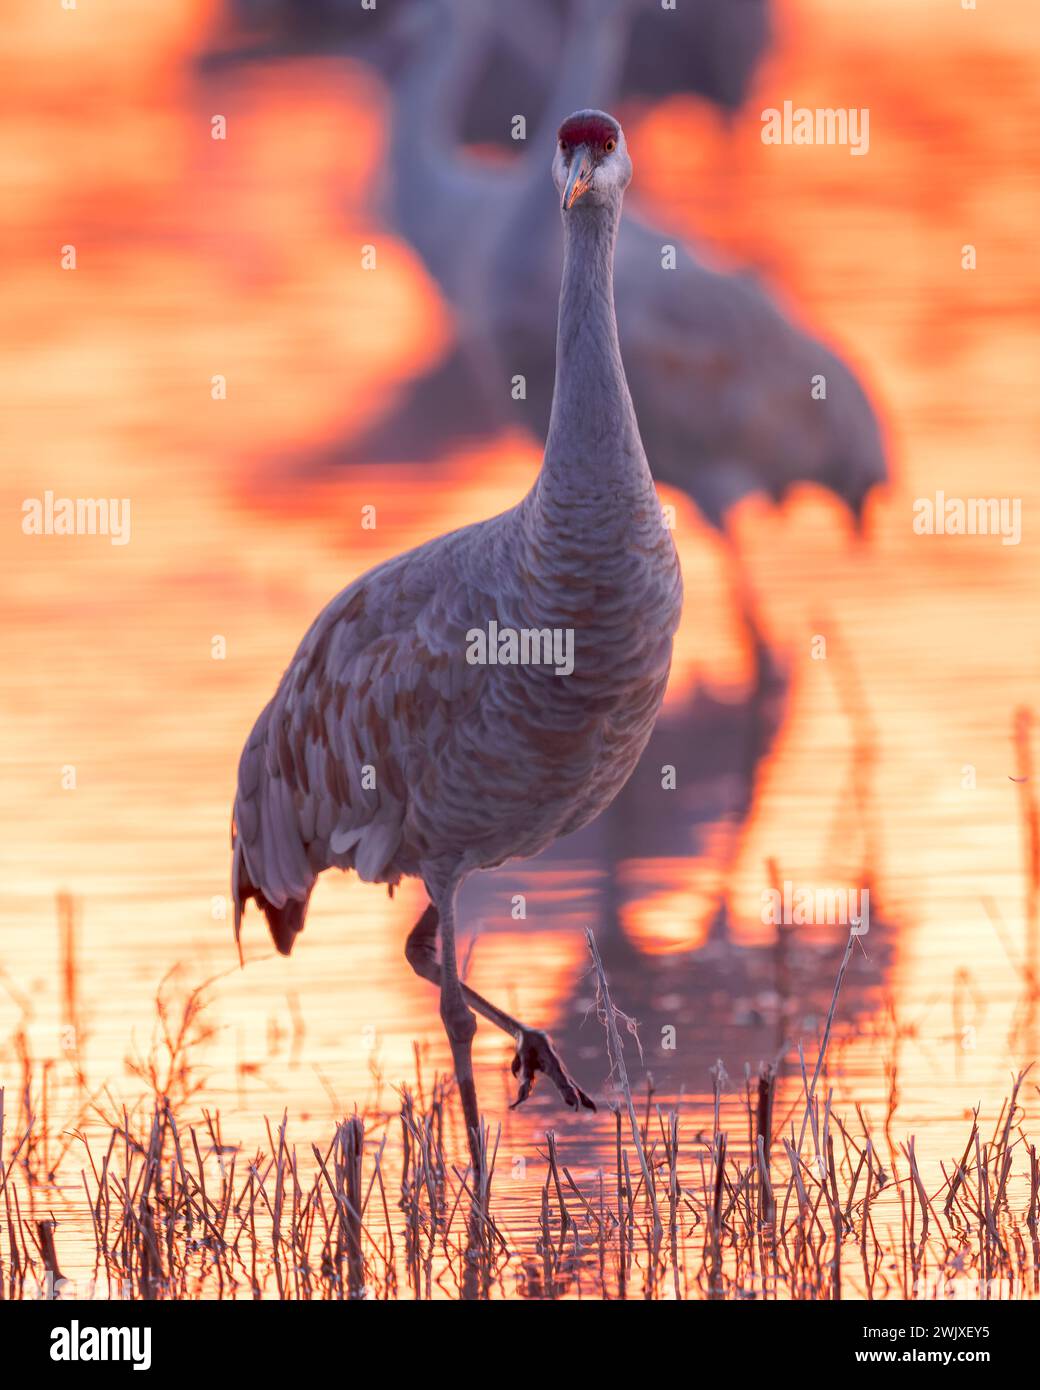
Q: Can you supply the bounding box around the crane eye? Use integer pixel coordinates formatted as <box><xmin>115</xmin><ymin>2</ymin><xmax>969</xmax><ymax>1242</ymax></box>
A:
<box><xmin>559</xmin><ymin>138</ymin><xmax>567</xmax><ymax>150</ymax></box>
<box><xmin>604</xmin><ymin>138</ymin><xmax>616</xmax><ymax>153</ymax></box>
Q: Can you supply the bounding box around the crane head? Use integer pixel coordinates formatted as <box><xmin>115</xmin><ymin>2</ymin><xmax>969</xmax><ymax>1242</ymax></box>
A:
<box><xmin>554</xmin><ymin>109</ymin><xmax>630</xmax><ymax>213</ymax></box>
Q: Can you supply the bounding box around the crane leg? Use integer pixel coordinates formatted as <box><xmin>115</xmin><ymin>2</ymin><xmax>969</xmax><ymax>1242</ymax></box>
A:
<box><xmin>406</xmin><ymin>904</ymin><xmax>595</xmax><ymax>1113</ymax></box>
<box><xmin>429</xmin><ymin>887</ymin><xmax>485</xmax><ymax>1191</ymax></box>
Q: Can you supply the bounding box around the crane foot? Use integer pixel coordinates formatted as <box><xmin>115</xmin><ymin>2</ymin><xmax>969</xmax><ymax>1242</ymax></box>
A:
<box><xmin>510</xmin><ymin>1028</ymin><xmax>596</xmax><ymax>1112</ymax></box>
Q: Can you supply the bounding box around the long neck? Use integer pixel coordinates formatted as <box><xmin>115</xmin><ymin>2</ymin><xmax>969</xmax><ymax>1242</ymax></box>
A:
<box><xmin>388</xmin><ymin>8</ymin><xmax>487</xmax><ymax>252</ymax></box>
<box><xmin>538</xmin><ymin>202</ymin><xmax>648</xmax><ymax>504</ymax></box>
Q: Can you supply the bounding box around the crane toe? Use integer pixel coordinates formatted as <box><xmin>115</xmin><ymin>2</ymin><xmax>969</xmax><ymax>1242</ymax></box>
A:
<box><xmin>510</xmin><ymin>1028</ymin><xmax>596</xmax><ymax>1113</ymax></box>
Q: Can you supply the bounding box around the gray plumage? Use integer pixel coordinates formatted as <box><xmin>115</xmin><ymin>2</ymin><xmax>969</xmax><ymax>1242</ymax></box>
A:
<box><xmin>232</xmin><ymin>110</ymin><xmax>681</xmax><ymax>1136</ymax></box>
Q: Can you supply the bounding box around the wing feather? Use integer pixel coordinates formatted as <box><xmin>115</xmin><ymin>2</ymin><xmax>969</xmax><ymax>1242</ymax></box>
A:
<box><xmin>232</xmin><ymin>525</ymin><xmax>492</xmax><ymax>940</ymax></box>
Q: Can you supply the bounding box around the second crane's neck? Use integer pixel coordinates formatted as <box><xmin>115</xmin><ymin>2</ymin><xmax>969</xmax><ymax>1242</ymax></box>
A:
<box><xmin>537</xmin><ymin>201</ymin><xmax>651</xmax><ymax>511</ymax></box>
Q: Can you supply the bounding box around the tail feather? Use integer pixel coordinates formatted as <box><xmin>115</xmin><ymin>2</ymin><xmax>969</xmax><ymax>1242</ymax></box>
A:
<box><xmin>232</xmin><ymin>827</ymin><xmax>310</xmax><ymax>957</ymax></box>
<box><xmin>260</xmin><ymin>895</ymin><xmax>310</xmax><ymax>956</ymax></box>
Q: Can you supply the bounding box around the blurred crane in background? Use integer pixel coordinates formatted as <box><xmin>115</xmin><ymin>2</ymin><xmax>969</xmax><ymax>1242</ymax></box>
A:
<box><xmin>206</xmin><ymin>0</ymin><xmax>771</xmax><ymax>121</ymax></box>
<box><xmin>239</xmin><ymin>0</ymin><xmax>882</xmax><ymax>554</ymax></box>
<box><xmin>203</xmin><ymin>0</ymin><xmax>885</xmax><ymax>541</ymax></box>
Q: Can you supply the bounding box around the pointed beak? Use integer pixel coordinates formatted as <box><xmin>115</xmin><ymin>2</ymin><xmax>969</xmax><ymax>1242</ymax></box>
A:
<box><xmin>562</xmin><ymin>144</ymin><xmax>594</xmax><ymax>210</ymax></box>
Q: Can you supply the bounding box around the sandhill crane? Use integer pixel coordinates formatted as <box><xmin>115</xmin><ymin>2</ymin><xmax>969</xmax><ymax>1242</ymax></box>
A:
<box><xmin>232</xmin><ymin>110</ymin><xmax>683</xmax><ymax>1178</ymax></box>
<box><xmin>327</xmin><ymin>0</ymin><xmax>885</xmax><ymax>532</ymax></box>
